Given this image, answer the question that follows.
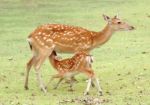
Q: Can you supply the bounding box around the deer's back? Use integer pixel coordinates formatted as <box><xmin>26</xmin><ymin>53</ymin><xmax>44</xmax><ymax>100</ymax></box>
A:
<box><xmin>28</xmin><ymin>24</ymin><xmax>95</xmax><ymax>53</ymax></box>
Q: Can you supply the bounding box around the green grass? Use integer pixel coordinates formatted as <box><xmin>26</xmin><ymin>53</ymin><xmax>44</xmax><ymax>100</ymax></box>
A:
<box><xmin>0</xmin><ymin>0</ymin><xmax>150</xmax><ymax>105</ymax></box>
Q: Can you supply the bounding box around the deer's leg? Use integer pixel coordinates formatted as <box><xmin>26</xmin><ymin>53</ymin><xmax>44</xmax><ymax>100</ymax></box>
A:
<box><xmin>91</xmin><ymin>80</ymin><xmax>95</xmax><ymax>87</ymax></box>
<box><xmin>24</xmin><ymin>56</ymin><xmax>36</xmax><ymax>90</ymax></box>
<box><xmin>34</xmin><ymin>55</ymin><xmax>47</xmax><ymax>93</ymax></box>
<box><xmin>94</xmin><ymin>77</ymin><xmax>103</xmax><ymax>96</ymax></box>
<box><xmin>34</xmin><ymin>49</ymin><xmax>53</xmax><ymax>93</ymax></box>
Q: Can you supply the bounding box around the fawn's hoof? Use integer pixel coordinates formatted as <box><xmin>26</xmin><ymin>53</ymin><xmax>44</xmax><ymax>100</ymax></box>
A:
<box><xmin>68</xmin><ymin>88</ymin><xmax>74</xmax><ymax>92</ymax></box>
<box><xmin>41</xmin><ymin>88</ymin><xmax>47</xmax><ymax>93</ymax></box>
<box><xmin>53</xmin><ymin>86</ymin><xmax>58</xmax><ymax>90</ymax></box>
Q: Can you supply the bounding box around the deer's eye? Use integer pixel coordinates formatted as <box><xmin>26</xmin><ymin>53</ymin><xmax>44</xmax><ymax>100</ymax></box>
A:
<box><xmin>117</xmin><ymin>22</ymin><xmax>121</xmax><ymax>24</ymax></box>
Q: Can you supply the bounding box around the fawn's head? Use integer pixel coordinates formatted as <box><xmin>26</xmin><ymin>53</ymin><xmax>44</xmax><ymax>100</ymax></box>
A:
<box><xmin>103</xmin><ymin>14</ymin><xmax>134</xmax><ymax>31</ymax></box>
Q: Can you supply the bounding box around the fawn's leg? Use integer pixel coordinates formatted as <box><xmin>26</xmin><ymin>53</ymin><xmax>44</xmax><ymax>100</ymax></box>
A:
<box><xmin>84</xmin><ymin>78</ymin><xmax>92</xmax><ymax>95</ymax></box>
<box><xmin>83</xmin><ymin>68</ymin><xmax>95</xmax><ymax>95</ymax></box>
<box><xmin>45</xmin><ymin>74</ymin><xmax>60</xmax><ymax>89</ymax></box>
<box><xmin>67</xmin><ymin>77</ymin><xmax>75</xmax><ymax>91</ymax></box>
<box><xmin>71</xmin><ymin>76</ymin><xmax>78</xmax><ymax>83</ymax></box>
<box><xmin>46</xmin><ymin>74</ymin><xmax>64</xmax><ymax>89</ymax></box>
<box><xmin>46</xmin><ymin>74</ymin><xmax>60</xmax><ymax>88</ymax></box>
<box><xmin>94</xmin><ymin>77</ymin><xmax>103</xmax><ymax>96</ymax></box>
<box><xmin>53</xmin><ymin>78</ymin><xmax>64</xmax><ymax>89</ymax></box>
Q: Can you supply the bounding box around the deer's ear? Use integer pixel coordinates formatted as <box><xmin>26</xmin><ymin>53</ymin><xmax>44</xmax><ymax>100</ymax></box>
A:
<box><xmin>103</xmin><ymin>14</ymin><xmax>111</xmax><ymax>22</ymax></box>
<box><xmin>114</xmin><ymin>15</ymin><xmax>119</xmax><ymax>19</ymax></box>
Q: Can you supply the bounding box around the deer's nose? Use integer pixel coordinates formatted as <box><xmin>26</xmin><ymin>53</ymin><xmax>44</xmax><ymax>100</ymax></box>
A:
<box><xmin>130</xmin><ymin>26</ymin><xmax>135</xmax><ymax>30</ymax></box>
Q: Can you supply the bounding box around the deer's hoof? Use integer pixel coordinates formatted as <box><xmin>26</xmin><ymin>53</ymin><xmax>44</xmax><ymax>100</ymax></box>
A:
<box><xmin>84</xmin><ymin>92</ymin><xmax>89</xmax><ymax>96</ymax></box>
<box><xmin>91</xmin><ymin>83</ymin><xmax>95</xmax><ymax>88</ymax></box>
<box><xmin>99</xmin><ymin>91</ymin><xmax>103</xmax><ymax>96</ymax></box>
<box><xmin>45</xmin><ymin>86</ymin><xmax>47</xmax><ymax>89</ymax></box>
<box><xmin>24</xmin><ymin>86</ymin><xmax>29</xmax><ymax>90</ymax></box>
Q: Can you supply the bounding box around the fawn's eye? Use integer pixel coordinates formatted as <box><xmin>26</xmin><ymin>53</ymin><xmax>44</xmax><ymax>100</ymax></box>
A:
<box><xmin>117</xmin><ymin>22</ymin><xmax>121</xmax><ymax>24</ymax></box>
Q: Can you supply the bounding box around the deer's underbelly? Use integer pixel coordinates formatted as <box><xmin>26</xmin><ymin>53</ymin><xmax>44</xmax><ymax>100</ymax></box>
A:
<box><xmin>54</xmin><ymin>41</ymin><xmax>92</xmax><ymax>53</ymax></box>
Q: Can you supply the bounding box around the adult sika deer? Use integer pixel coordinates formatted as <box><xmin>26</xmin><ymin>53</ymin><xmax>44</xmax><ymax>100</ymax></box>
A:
<box><xmin>25</xmin><ymin>15</ymin><xmax>134</xmax><ymax>93</ymax></box>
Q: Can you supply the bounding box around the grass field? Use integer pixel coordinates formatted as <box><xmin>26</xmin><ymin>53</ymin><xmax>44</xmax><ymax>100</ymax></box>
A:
<box><xmin>0</xmin><ymin>0</ymin><xmax>150</xmax><ymax>105</ymax></box>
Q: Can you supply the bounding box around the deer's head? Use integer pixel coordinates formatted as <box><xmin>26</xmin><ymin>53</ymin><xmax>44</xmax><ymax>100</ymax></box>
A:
<box><xmin>103</xmin><ymin>14</ymin><xmax>135</xmax><ymax>31</ymax></box>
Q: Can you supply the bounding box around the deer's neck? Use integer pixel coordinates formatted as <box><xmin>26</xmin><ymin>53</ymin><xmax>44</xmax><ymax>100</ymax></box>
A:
<box><xmin>92</xmin><ymin>24</ymin><xmax>115</xmax><ymax>48</ymax></box>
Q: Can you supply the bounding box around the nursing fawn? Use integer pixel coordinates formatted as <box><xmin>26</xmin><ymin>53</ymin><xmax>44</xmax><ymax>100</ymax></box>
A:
<box><xmin>25</xmin><ymin>15</ymin><xmax>134</xmax><ymax>92</ymax></box>
<box><xmin>47</xmin><ymin>51</ymin><xmax>102</xmax><ymax>96</ymax></box>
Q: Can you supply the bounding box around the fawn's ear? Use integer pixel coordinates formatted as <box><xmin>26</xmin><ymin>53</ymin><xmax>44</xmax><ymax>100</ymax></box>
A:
<box><xmin>103</xmin><ymin>14</ymin><xmax>111</xmax><ymax>22</ymax></box>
